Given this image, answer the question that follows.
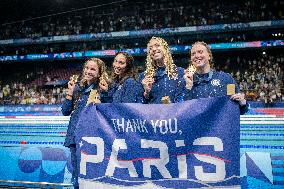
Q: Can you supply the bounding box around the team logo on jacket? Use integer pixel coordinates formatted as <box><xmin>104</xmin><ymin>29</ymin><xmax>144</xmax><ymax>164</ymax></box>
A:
<box><xmin>211</xmin><ymin>79</ymin><xmax>221</xmax><ymax>86</ymax></box>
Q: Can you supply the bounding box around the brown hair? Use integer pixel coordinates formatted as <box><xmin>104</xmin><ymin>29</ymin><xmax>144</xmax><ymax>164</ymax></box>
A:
<box><xmin>73</xmin><ymin>57</ymin><xmax>109</xmax><ymax>108</ymax></box>
<box><xmin>79</xmin><ymin>57</ymin><xmax>109</xmax><ymax>87</ymax></box>
<box><xmin>111</xmin><ymin>52</ymin><xmax>137</xmax><ymax>84</ymax></box>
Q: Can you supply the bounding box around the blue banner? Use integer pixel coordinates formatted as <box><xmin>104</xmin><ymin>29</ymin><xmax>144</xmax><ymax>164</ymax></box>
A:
<box><xmin>75</xmin><ymin>96</ymin><xmax>240</xmax><ymax>188</ymax></box>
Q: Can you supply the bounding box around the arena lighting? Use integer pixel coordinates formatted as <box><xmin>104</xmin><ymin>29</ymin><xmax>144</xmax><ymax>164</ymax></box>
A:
<box><xmin>273</xmin><ymin>33</ymin><xmax>283</xmax><ymax>37</ymax></box>
<box><xmin>262</xmin><ymin>51</ymin><xmax>266</xmax><ymax>55</ymax></box>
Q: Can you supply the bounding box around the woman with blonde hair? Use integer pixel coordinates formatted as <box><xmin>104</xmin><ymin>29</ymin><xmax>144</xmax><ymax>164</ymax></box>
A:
<box><xmin>139</xmin><ymin>36</ymin><xmax>184</xmax><ymax>104</ymax></box>
<box><xmin>61</xmin><ymin>57</ymin><xmax>109</xmax><ymax>189</ymax></box>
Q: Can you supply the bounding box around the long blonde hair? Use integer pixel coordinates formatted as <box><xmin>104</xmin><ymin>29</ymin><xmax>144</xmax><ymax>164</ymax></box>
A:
<box><xmin>145</xmin><ymin>37</ymin><xmax>177</xmax><ymax>80</ymax></box>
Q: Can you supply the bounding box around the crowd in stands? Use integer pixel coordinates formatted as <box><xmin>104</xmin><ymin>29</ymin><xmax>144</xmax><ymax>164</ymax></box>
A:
<box><xmin>0</xmin><ymin>0</ymin><xmax>283</xmax><ymax>40</ymax></box>
<box><xmin>0</xmin><ymin>52</ymin><xmax>283</xmax><ymax>106</ymax></box>
<box><xmin>0</xmin><ymin>0</ymin><xmax>283</xmax><ymax>56</ymax></box>
<box><xmin>0</xmin><ymin>82</ymin><xmax>66</xmax><ymax>105</ymax></box>
<box><xmin>234</xmin><ymin>54</ymin><xmax>283</xmax><ymax>106</ymax></box>
<box><xmin>216</xmin><ymin>52</ymin><xmax>284</xmax><ymax>106</ymax></box>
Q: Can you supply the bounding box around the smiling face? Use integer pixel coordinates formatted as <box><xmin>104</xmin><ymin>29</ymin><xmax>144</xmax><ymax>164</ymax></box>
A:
<box><xmin>113</xmin><ymin>53</ymin><xmax>127</xmax><ymax>77</ymax></box>
<box><xmin>147</xmin><ymin>38</ymin><xmax>165</xmax><ymax>67</ymax></box>
<box><xmin>190</xmin><ymin>43</ymin><xmax>212</xmax><ymax>73</ymax></box>
<box><xmin>83</xmin><ymin>60</ymin><xmax>99</xmax><ymax>85</ymax></box>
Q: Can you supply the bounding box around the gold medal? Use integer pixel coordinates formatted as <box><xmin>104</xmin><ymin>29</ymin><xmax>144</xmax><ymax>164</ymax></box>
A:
<box><xmin>227</xmin><ymin>84</ymin><xmax>236</xmax><ymax>95</ymax></box>
<box><xmin>71</xmin><ymin>75</ymin><xmax>79</xmax><ymax>83</ymax></box>
<box><xmin>188</xmin><ymin>65</ymin><xmax>197</xmax><ymax>74</ymax></box>
<box><xmin>161</xmin><ymin>96</ymin><xmax>171</xmax><ymax>104</ymax></box>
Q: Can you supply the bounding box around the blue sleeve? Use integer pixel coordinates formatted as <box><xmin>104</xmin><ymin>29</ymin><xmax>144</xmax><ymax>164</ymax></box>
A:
<box><xmin>174</xmin><ymin>67</ymin><xmax>192</xmax><ymax>102</ymax></box>
<box><xmin>174</xmin><ymin>78</ymin><xmax>187</xmax><ymax>103</ymax></box>
<box><xmin>100</xmin><ymin>90</ymin><xmax>112</xmax><ymax>103</ymax></box>
<box><xmin>100</xmin><ymin>82</ymin><xmax>117</xmax><ymax>103</ymax></box>
<box><xmin>240</xmin><ymin>104</ymin><xmax>249</xmax><ymax>115</ymax></box>
<box><xmin>138</xmin><ymin>72</ymin><xmax>145</xmax><ymax>83</ymax></box>
<box><xmin>138</xmin><ymin>72</ymin><xmax>150</xmax><ymax>103</ymax></box>
<box><xmin>176</xmin><ymin>67</ymin><xmax>185</xmax><ymax>80</ymax></box>
<box><xmin>121</xmin><ymin>78</ymin><xmax>144</xmax><ymax>103</ymax></box>
<box><xmin>101</xmin><ymin>82</ymin><xmax>121</xmax><ymax>103</ymax></box>
<box><xmin>61</xmin><ymin>84</ymin><xmax>80</xmax><ymax>116</ymax></box>
<box><xmin>61</xmin><ymin>98</ymin><xmax>74</xmax><ymax>116</ymax></box>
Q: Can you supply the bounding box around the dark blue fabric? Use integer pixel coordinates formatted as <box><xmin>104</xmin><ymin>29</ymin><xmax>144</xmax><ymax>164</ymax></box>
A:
<box><xmin>62</xmin><ymin>83</ymin><xmax>102</xmax><ymax>189</ymax></box>
<box><xmin>193</xmin><ymin>70</ymin><xmax>214</xmax><ymax>85</ymax></box>
<box><xmin>106</xmin><ymin>77</ymin><xmax>144</xmax><ymax>103</ymax></box>
<box><xmin>138</xmin><ymin>66</ymin><xmax>184</xmax><ymax>104</ymax></box>
<box><xmin>180</xmin><ymin>70</ymin><xmax>248</xmax><ymax>114</ymax></box>
<box><xmin>62</xmin><ymin>83</ymin><xmax>99</xmax><ymax>147</ymax></box>
<box><xmin>70</xmin><ymin>145</ymin><xmax>79</xmax><ymax>189</ymax></box>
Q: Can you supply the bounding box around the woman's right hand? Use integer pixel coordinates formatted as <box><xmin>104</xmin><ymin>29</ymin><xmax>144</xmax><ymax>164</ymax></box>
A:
<box><xmin>142</xmin><ymin>75</ymin><xmax>154</xmax><ymax>98</ymax></box>
<box><xmin>184</xmin><ymin>69</ymin><xmax>194</xmax><ymax>90</ymax></box>
<box><xmin>99</xmin><ymin>79</ymin><xmax>108</xmax><ymax>92</ymax></box>
<box><xmin>66</xmin><ymin>77</ymin><xmax>76</xmax><ymax>99</ymax></box>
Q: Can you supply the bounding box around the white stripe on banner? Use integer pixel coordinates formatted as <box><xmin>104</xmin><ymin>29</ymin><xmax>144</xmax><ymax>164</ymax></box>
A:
<box><xmin>79</xmin><ymin>179</ymin><xmax>241</xmax><ymax>189</ymax></box>
<box><xmin>240</xmin><ymin>121</ymin><xmax>284</xmax><ymax>124</ymax></box>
